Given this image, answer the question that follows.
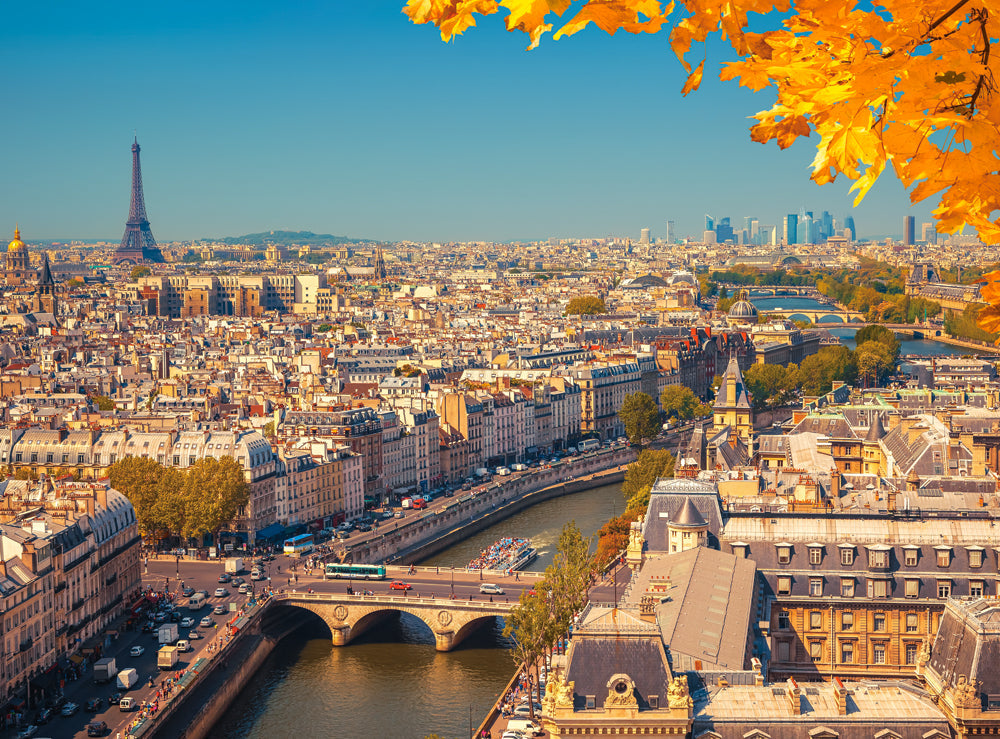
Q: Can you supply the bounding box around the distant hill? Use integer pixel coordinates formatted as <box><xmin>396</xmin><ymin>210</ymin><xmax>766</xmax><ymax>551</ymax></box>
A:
<box><xmin>211</xmin><ymin>230</ymin><xmax>368</xmax><ymax>246</ymax></box>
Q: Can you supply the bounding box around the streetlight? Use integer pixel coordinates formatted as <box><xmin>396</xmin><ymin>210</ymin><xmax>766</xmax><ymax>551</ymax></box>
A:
<box><xmin>175</xmin><ymin>554</ymin><xmax>181</xmax><ymax>581</ymax></box>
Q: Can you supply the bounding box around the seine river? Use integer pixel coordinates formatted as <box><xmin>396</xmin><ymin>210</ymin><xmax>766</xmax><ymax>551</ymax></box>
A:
<box><xmin>213</xmin><ymin>482</ymin><xmax>623</xmax><ymax>739</ymax></box>
<box><xmin>750</xmin><ymin>295</ymin><xmax>977</xmax><ymax>357</ymax></box>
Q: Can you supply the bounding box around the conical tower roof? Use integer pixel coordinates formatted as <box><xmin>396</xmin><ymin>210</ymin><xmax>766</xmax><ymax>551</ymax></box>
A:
<box><xmin>38</xmin><ymin>253</ymin><xmax>53</xmax><ymax>287</ymax></box>
<box><xmin>715</xmin><ymin>354</ymin><xmax>752</xmax><ymax>409</ymax></box>
<box><xmin>672</xmin><ymin>496</ymin><xmax>708</xmax><ymax>528</ymax></box>
<box><xmin>865</xmin><ymin>413</ymin><xmax>886</xmax><ymax>442</ymax></box>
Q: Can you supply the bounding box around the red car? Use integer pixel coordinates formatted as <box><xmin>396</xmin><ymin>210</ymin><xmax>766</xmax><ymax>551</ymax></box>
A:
<box><xmin>389</xmin><ymin>581</ymin><xmax>411</xmax><ymax>591</ymax></box>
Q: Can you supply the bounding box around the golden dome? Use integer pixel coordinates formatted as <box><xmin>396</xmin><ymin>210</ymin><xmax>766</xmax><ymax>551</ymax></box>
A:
<box><xmin>7</xmin><ymin>226</ymin><xmax>25</xmax><ymax>253</ymax></box>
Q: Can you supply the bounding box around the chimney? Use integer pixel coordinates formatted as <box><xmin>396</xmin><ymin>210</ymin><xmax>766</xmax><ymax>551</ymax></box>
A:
<box><xmin>95</xmin><ymin>484</ymin><xmax>108</xmax><ymax>513</ymax></box>
<box><xmin>830</xmin><ymin>468</ymin><xmax>840</xmax><ymax>497</ymax></box>
<box><xmin>786</xmin><ymin>677</ymin><xmax>801</xmax><ymax>715</ymax></box>
<box><xmin>886</xmin><ymin>489</ymin><xmax>897</xmax><ymax>511</ymax></box>
<box><xmin>833</xmin><ymin>677</ymin><xmax>848</xmax><ymax>715</ymax></box>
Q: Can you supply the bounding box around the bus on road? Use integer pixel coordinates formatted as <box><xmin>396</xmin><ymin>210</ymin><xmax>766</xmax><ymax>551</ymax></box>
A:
<box><xmin>325</xmin><ymin>563</ymin><xmax>387</xmax><ymax>580</ymax></box>
<box><xmin>577</xmin><ymin>438</ymin><xmax>601</xmax><ymax>453</ymax></box>
<box><xmin>283</xmin><ymin>534</ymin><xmax>314</xmax><ymax>557</ymax></box>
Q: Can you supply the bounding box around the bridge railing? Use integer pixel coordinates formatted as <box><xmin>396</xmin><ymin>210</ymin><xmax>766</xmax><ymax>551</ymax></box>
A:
<box><xmin>386</xmin><ymin>564</ymin><xmax>546</xmax><ymax>579</ymax></box>
<box><xmin>271</xmin><ymin>590</ymin><xmax>514</xmax><ymax>611</ymax></box>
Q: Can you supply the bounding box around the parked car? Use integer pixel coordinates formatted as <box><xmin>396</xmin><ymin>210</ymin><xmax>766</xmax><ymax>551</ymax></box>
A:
<box><xmin>389</xmin><ymin>581</ymin><xmax>411</xmax><ymax>591</ymax></box>
<box><xmin>479</xmin><ymin>583</ymin><xmax>504</xmax><ymax>595</ymax></box>
<box><xmin>16</xmin><ymin>726</ymin><xmax>38</xmax><ymax>739</ymax></box>
<box><xmin>129</xmin><ymin>646</ymin><xmax>145</xmax><ymax>657</ymax></box>
<box><xmin>60</xmin><ymin>702</ymin><xmax>79</xmax><ymax>716</ymax></box>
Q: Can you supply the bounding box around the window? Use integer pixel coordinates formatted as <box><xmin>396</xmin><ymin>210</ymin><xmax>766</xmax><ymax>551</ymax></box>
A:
<box><xmin>970</xmin><ymin>580</ymin><xmax>984</xmax><ymax>598</ymax></box>
<box><xmin>868</xmin><ymin>579</ymin><xmax>889</xmax><ymax>598</ymax></box>
<box><xmin>777</xmin><ymin>641</ymin><xmax>790</xmax><ymax>661</ymax></box>
<box><xmin>873</xmin><ymin>613</ymin><xmax>886</xmax><ymax>631</ymax></box>
<box><xmin>904</xmin><ymin>548</ymin><xmax>918</xmax><ymax>567</ymax></box>
<box><xmin>809</xmin><ymin>578</ymin><xmax>823</xmax><ymax>596</ymax></box>
<box><xmin>905</xmin><ymin>579</ymin><xmax>920</xmax><ymax>598</ymax></box>
<box><xmin>969</xmin><ymin>549</ymin><xmax>984</xmax><ymax>568</ymax></box>
<box><xmin>809</xmin><ymin>547</ymin><xmax>822</xmax><ymax>565</ymax></box>
<box><xmin>906</xmin><ymin>613</ymin><xmax>918</xmax><ymax>632</ymax></box>
<box><xmin>868</xmin><ymin>549</ymin><xmax>889</xmax><ymax>568</ymax></box>
<box><xmin>778</xmin><ymin>611</ymin><xmax>790</xmax><ymax>629</ymax></box>
<box><xmin>777</xmin><ymin>577</ymin><xmax>791</xmax><ymax>596</ymax></box>
<box><xmin>937</xmin><ymin>581</ymin><xmax>952</xmax><ymax>599</ymax></box>
<box><xmin>840</xmin><ymin>547</ymin><xmax>854</xmax><ymax>566</ymax></box>
<box><xmin>936</xmin><ymin>548</ymin><xmax>951</xmax><ymax>568</ymax></box>
<box><xmin>841</xmin><ymin>642</ymin><xmax>854</xmax><ymax>663</ymax></box>
<box><xmin>842</xmin><ymin>612</ymin><xmax>854</xmax><ymax>631</ymax></box>
<box><xmin>905</xmin><ymin>643</ymin><xmax>919</xmax><ymax>665</ymax></box>
<box><xmin>810</xmin><ymin>611</ymin><xmax>823</xmax><ymax>629</ymax></box>
<box><xmin>778</xmin><ymin>545</ymin><xmax>791</xmax><ymax>565</ymax></box>
<box><xmin>841</xmin><ymin>578</ymin><xmax>855</xmax><ymax>598</ymax></box>
<box><xmin>873</xmin><ymin>643</ymin><xmax>886</xmax><ymax>664</ymax></box>
<box><xmin>810</xmin><ymin>641</ymin><xmax>823</xmax><ymax>660</ymax></box>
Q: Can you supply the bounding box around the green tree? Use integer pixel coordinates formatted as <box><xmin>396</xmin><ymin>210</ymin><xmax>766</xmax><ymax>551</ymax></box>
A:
<box><xmin>108</xmin><ymin>457</ymin><xmax>167</xmax><ymax>538</ymax></box>
<box><xmin>617</xmin><ymin>392</ymin><xmax>661</xmax><ymax>447</ymax></box>
<box><xmin>855</xmin><ymin>340</ymin><xmax>896</xmax><ymax>388</ymax></box>
<box><xmin>130</xmin><ymin>265</ymin><xmax>152</xmax><ymax>280</ymax></box>
<box><xmin>564</xmin><ymin>295</ymin><xmax>606</xmax><ymax>316</ymax></box>
<box><xmin>182</xmin><ymin>457</ymin><xmax>250</xmax><ymax>541</ymax></box>
<box><xmin>154</xmin><ymin>467</ymin><xmax>189</xmax><ymax>540</ymax></box>
<box><xmin>502</xmin><ymin>587</ymin><xmax>549</xmax><ymax>720</ymax></box>
<box><xmin>315</xmin><ymin>323</ymin><xmax>333</xmax><ymax>333</ymax></box>
<box><xmin>854</xmin><ymin>324</ymin><xmax>901</xmax><ymax>362</ymax></box>
<box><xmin>14</xmin><ymin>468</ymin><xmax>37</xmax><ymax>481</ymax></box>
<box><xmin>744</xmin><ymin>363</ymin><xmax>799</xmax><ymax>411</ymax></box>
<box><xmin>262</xmin><ymin>421</ymin><xmax>276</xmax><ymax>439</ymax></box>
<box><xmin>90</xmin><ymin>395</ymin><xmax>116</xmax><ymax>411</ymax></box>
<box><xmin>622</xmin><ymin>449</ymin><xmax>675</xmax><ymax>512</ymax></box>
<box><xmin>798</xmin><ymin>345</ymin><xmax>857</xmax><ymax>396</ymax></box>
<box><xmin>659</xmin><ymin>385</ymin><xmax>708</xmax><ymax>421</ymax></box>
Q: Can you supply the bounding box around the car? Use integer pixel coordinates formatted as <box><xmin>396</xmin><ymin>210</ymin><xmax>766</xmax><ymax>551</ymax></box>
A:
<box><xmin>200</xmin><ymin>616</ymin><xmax>214</xmax><ymax>627</ymax></box>
<box><xmin>130</xmin><ymin>645</ymin><xmax>145</xmax><ymax>657</ymax></box>
<box><xmin>169</xmin><ymin>610</ymin><xmax>181</xmax><ymax>622</ymax></box>
<box><xmin>238</xmin><ymin>583</ymin><xmax>250</xmax><ymax>594</ymax></box>
<box><xmin>335</xmin><ymin>530</ymin><xmax>350</xmax><ymax>539</ymax></box>
<box><xmin>85</xmin><ymin>697</ymin><xmax>103</xmax><ymax>712</ymax></box>
<box><xmin>214</xmin><ymin>587</ymin><xmax>227</xmax><ymax>597</ymax></box>
<box><xmin>356</xmin><ymin>522</ymin><xmax>372</xmax><ymax>532</ymax></box>
<box><xmin>214</xmin><ymin>604</ymin><xmax>227</xmax><ymax>615</ymax></box>
<box><xmin>60</xmin><ymin>701</ymin><xmax>79</xmax><ymax>716</ymax></box>
<box><xmin>108</xmin><ymin>691</ymin><xmax>122</xmax><ymax>705</ymax></box>
<box><xmin>119</xmin><ymin>696</ymin><xmax>136</xmax><ymax>712</ymax></box>
<box><xmin>188</xmin><ymin>630</ymin><xmax>201</xmax><ymax>640</ymax></box>
<box><xmin>231</xmin><ymin>576</ymin><xmax>245</xmax><ymax>586</ymax></box>
<box><xmin>87</xmin><ymin>720</ymin><xmax>109</xmax><ymax>736</ymax></box>
<box><xmin>141</xmin><ymin>622</ymin><xmax>154</xmax><ymax>633</ymax></box>
<box><xmin>263</xmin><ymin>554</ymin><xmax>275</xmax><ymax>562</ymax></box>
<box><xmin>16</xmin><ymin>726</ymin><xmax>38</xmax><ymax>739</ymax></box>
<box><xmin>394</xmin><ymin>511</ymin><xmax>404</xmax><ymax>519</ymax></box>
<box><xmin>181</xmin><ymin>586</ymin><xmax>195</xmax><ymax>597</ymax></box>
<box><xmin>512</xmin><ymin>703</ymin><xmax>542</xmax><ymax>717</ymax></box>
<box><xmin>218</xmin><ymin>573</ymin><xmax>231</xmax><ymax>583</ymax></box>
<box><xmin>480</xmin><ymin>583</ymin><xmax>504</xmax><ymax>595</ymax></box>
<box><xmin>389</xmin><ymin>581</ymin><xmax>411</xmax><ymax>591</ymax></box>
<box><xmin>152</xmin><ymin>612</ymin><xmax>166</xmax><ymax>623</ymax></box>
<box><xmin>180</xmin><ymin>617</ymin><xmax>195</xmax><ymax>628</ymax></box>
<box><xmin>34</xmin><ymin>707</ymin><xmax>52</xmax><ymax>724</ymax></box>
<box><xmin>501</xmin><ymin>732</ymin><xmax>525</xmax><ymax>739</ymax></box>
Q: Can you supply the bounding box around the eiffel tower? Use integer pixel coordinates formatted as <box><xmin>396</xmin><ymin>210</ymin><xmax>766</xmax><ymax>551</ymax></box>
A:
<box><xmin>113</xmin><ymin>138</ymin><xmax>164</xmax><ymax>264</ymax></box>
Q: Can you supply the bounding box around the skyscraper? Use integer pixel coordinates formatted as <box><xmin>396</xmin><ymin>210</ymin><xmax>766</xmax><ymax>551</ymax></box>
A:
<box><xmin>705</xmin><ymin>214</ymin><xmax>715</xmax><ymax>232</ymax></box>
<box><xmin>799</xmin><ymin>212</ymin><xmax>813</xmax><ymax>245</ymax></box>
<box><xmin>783</xmin><ymin>214</ymin><xmax>798</xmax><ymax>245</ymax></box>
<box><xmin>843</xmin><ymin>216</ymin><xmax>856</xmax><ymax>241</ymax></box>
<box><xmin>904</xmin><ymin>215</ymin><xmax>915</xmax><ymax>245</ymax></box>
<box><xmin>921</xmin><ymin>222</ymin><xmax>938</xmax><ymax>245</ymax></box>
<box><xmin>666</xmin><ymin>220</ymin><xmax>675</xmax><ymax>243</ymax></box>
<box><xmin>639</xmin><ymin>227</ymin><xmax>650</xmax><ymax>245</ymax></box>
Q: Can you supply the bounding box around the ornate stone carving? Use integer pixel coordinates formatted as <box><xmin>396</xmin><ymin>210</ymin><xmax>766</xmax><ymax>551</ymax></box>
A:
<box><xmin>917</xmin><ymin>639</ymin><xmax>931</xmax><ymax>665</ymax></box>
<box><xmin>668</xmin><ymin>675</ymin><xmax>693</xmax><ymax>709</ymax></box>
<box><xmin>333</xmin><ymin>604</ymin><xmax>348</xmax><ymax>621</ymax></box>
<box><xmin>953</xmin><ymin>676</ymin><xmax>981</xmax><ymax>709</ymax></box>
<box><xmin>437</xmin><ymin>610</ymin><xmax>453</xmax><ymax>627</ymax></box>
<box><xmin>604</xmin><ymin>673</ymin><xmax>638</xmax><ymax>709</ymax></box>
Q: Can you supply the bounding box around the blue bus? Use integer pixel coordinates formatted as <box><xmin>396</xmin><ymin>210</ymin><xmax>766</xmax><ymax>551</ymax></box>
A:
<box><xmin>283</xmin><ymin>534</ymin><xmax>314</xmax><ymax>557</ymax></box>
<box><xmin>324</xmin><ymin>563</ymin><xmax>386</xmax><ymax>580</ymax></box>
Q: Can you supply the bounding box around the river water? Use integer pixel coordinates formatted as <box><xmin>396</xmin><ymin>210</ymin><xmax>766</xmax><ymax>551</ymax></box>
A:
<box><xmin>213</xmin><ymin>482</ymin><xmax>624</xmax><ymax>739</ymax></box>
<box><xmin>750</xmin><ymin>295</ymin><xmax>978</xmax><ymax>357</ymax></box>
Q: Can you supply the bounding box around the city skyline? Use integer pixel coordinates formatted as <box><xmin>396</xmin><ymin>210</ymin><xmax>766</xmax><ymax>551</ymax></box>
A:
<box><xmin>3</xmin><ymin>2</ymin><xmax>940</xmax><ymax>243</ymax></box>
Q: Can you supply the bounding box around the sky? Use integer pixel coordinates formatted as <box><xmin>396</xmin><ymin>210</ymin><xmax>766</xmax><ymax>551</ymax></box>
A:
<box><xmin>1</xmin><ymin>1</ymin><xmax>937</xmax><ymax>244</ymax></box>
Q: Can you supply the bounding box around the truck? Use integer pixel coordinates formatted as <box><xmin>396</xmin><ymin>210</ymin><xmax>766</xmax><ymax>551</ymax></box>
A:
<box><xmin>225</xmin><ymin>557</ymin><xmax>244</xmax><ymax>575</ymax></box>
<box><xmin>93</xmin><ymin>657</ymin><xmax>117</xmax><ymax>684</ymax></box>
<box><xmin>401</xmin><ymin>497</ymin><xmax>413</xmax><ymax>509</ymax></box>
<box><xmin>157</xmin><ymin>645</ymin><xmax>179</xmax><ymax>671</ymax></box>
<box><xmin>157</xmin><ymin>622</ymin><xmax>179</xmax><ymax>645</ymax></box>
<box><xmin>475</xmin><ymin>467</ymin><xmax>490</xmax><ymax>478</ymax></box>
<box><xmin>116</xmin><ymin>668</ymin><xmax>139</xmax><ymax>690</ymax></box>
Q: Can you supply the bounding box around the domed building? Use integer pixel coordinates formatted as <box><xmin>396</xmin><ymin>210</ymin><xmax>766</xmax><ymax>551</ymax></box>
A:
<box><xmin>726</xmin><ymin>288</ymin><xmax>758</xmax><ymax>326</ymax></box>
<box><xmin>4</xmin><ymin>226</ymin><xmax>35</xmax><ymax>286</ymax></box>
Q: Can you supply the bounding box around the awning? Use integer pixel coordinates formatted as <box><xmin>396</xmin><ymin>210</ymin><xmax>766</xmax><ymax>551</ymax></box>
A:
<box><xmin>69</xmin><ymin>654</ymin><xmax>84</xmax><ymax>664</ymax></box>
<box><xmin>257</xmin><ymin>523</ymin><xmax>284</xmax><ymax>540</ymax></box>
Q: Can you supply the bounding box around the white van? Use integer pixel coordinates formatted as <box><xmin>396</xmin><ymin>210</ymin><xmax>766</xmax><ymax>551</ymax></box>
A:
<box><xmin>187</xmin><ymin>592</ymin><xmax>206</xmax><ymax>610</ymax></box>
<box><xmin>506</xmin><ymin>718</ymin><xmax>543</xmax><ymax>737</ymax></box>
<box><xmin>176</xmin><ymin>639</ymin><xmax>191</xmax><ymax>652</ymax></box>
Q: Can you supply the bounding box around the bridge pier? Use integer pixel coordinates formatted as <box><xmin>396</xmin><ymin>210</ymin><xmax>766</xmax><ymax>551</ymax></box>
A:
<box><xmin>330</xmin><ymin>624</ymin><xmax>352</xmax><ymax>647</ymax></box>
<box><xmin>434</xmin><ymin>631</ymin><xmax>456</xmax><ymax>651</ymax></box>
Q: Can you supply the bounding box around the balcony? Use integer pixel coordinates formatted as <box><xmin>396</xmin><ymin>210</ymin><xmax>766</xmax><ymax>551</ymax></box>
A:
<box><xmin>71</xmin><ymin>598</ymin><xmax>86</xmax><ymax>612</ymax></box>
<box><xmin>19</xmin><ymin>637</ymin><xmax>32</xmax><ymax>653</ymax></box>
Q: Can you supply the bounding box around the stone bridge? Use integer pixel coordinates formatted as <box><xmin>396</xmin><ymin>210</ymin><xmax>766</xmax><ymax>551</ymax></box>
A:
<box><xmin>271</xmin><ymin>591</ymin><xmax>513</xmax><ymax>651</ymax></box>
<box><xmin>762</xmin><ymin>308</ymin><xmax>866</xmax><ymax>323</ymax></box>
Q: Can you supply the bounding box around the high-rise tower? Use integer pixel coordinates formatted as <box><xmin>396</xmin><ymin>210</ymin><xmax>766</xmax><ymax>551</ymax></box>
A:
<box><xmin>113</xmin><ymin>138</ymin><xmax>164</xmax><ymax>264</ymax></box>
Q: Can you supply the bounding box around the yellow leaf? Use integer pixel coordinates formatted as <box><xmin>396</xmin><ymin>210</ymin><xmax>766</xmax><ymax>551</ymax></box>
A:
<box><xmin>976</xmin><ymin>303</ymin><xmax>1000</xmax><ymax>336</ymax></box>
<box><xmin>501</xmin><ymin>0</ymin><xmax>570</xmax><ymax>48</ymax></box>
<box><xmin>682</xmin><ymin>59</ymin><xmax>704</xmax><ymax>96</ymax></box>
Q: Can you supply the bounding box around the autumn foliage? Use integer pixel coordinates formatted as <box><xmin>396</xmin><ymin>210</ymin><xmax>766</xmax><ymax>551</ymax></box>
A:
<box><xmin>405</xmin><ymin>0</ymin><xmax>1000</xmax><ymax>334</ymax></box>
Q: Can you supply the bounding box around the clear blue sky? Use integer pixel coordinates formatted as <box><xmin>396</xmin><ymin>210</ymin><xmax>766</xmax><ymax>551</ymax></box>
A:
<box><xmin>1</xmin><ymin>1</ymin><xmax>934</xmax><ymax>243</ymax></box>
